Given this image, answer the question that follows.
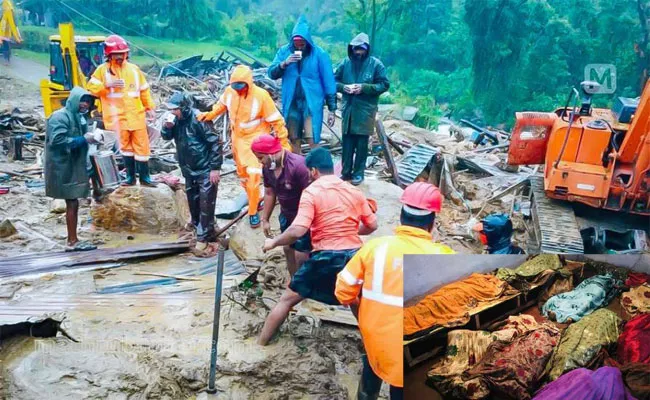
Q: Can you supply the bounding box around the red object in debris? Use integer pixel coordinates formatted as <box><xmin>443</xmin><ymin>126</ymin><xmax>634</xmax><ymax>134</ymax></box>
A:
<box><xmin>0</xmin><ymin>186</ymin><xmax>10</xmax><ymax>194</ymax></box>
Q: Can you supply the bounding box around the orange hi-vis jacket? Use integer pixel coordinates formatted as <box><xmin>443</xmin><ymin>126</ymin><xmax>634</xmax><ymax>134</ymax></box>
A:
<box><xmin>87</xmin><ymin>61</ymin><xmax>155</xmax><ymax>132</ymax></box>
<box><xmin>202</xmin><ymin>65</ymin><xmax>290</xmax><ymax>162</ymax></box>
<box><xmin>334</xmin><ymin>225</ymin><xmax>455</xmax><ymax>388</ymax></box>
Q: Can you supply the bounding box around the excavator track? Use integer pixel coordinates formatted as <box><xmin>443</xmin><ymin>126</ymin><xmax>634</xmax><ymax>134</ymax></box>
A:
<box><xmin>529</xmin><ymin>175</ymin><xmax>585</xmax><ymax>253</ymax></box>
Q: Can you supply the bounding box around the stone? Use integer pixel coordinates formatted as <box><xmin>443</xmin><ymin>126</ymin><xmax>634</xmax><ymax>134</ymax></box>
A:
<box><xmin>0</xmin><ymin>219</ymin><xmax>17</xmax><ymax>238</ymax></box>
<box><xmin>229</xmin><ymin>207</ymin><xmax>281</xmax><ymax>261</ymax></box>
<box><xmin>50</xmin><ymin>199</ymin><xmax>66</xmax><ymax>214</ymax></box>
<box><xmin>357</xmin><ymin>179</ymin><xmax>403</xmax><ymax>241</ymax></box>
<box><xmin>174</xmin><ymin>186</ymin><xmax>191</xmax><ymax>227</ymax></box>
<box><xmin>90</xmin><ymin>185</ymin><xmax>179</xmax><ymax>234</ymax></box>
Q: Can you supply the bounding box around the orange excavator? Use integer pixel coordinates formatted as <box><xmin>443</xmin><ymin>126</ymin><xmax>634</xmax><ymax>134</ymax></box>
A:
<box><xmin>507</xmin><ymin>80</ymin><xmax>649</xmax><ymax>253</ymax></box>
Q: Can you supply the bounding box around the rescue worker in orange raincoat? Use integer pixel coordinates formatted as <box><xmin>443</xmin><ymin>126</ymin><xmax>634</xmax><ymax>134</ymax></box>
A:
<box><xmin>198</xmin><ymin>65</ymin><xmax>291</xmax><ymax>228</ymax></box>
<box><xmin>335</xmin><ymin>182</ymin><xmax>455</xmax><ymax>400</ymax></box>
<box><xmin>87</xmin><ymin>34</ymin><xmax>157</xmax><ymax>187</ymax></box>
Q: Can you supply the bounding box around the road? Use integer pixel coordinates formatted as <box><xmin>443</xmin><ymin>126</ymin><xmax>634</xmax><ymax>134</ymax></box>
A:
<box><xmin>1</xmin><ymin>56</ymin><xmax>48</xmax><ymax>85</ymax></box>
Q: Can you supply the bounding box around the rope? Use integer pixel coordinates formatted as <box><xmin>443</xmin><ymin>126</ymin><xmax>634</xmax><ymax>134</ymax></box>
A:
<box><xmin>53</xmin><ymin>0</ymin><xmax>212</xmax><ymax>88</ymax></box>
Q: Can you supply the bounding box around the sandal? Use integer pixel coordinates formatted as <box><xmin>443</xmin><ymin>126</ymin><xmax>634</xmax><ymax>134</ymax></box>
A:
<box><xmin>65</xmin><ymin>240</ymin><xmax>97</xmax><ymax>252</ymax></box>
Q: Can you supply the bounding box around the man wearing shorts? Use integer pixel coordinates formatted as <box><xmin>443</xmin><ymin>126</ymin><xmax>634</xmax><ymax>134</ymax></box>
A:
<box><xmin>258</xmin><ymin>147</ymin><xmax>378</xmax><ymax>345</ymax></box>
<box><xmin>252</xmin><ymin>134</ymin><xmax>312</xmax><ymax>277</ymax></box>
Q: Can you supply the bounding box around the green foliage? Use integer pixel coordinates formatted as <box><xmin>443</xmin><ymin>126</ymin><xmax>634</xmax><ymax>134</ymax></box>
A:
<box><xmin>16</xmin><ymin>0</ymin><xmax>649</xmax><ymax>130</ymax></box>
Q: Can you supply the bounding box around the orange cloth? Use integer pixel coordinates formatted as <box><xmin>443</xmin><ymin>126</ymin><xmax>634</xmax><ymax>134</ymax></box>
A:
<box><xmin>87</xmin><ymin>60</ymin><xmax>155</xmax><ymax>159</ymax></box>
<box><xmin>335</xmin><ymin>226</ymin><xmax>455</xmax><ymax>388</ymax></box>
<box><xmin>404</xmin><ymin>273</ymin><xmax>511</xmax><ymax>336</ymax></box>
<box><xmin>117</xmin><ymin>128</ymin><xmax>150</xmax><ymax>161</ymax></box>
<box><xmin>292</xmin><ymin>175</ymin><xmax>376</xmax><ymax>251</ymax></box>
<box><xmin>200</xmin><ymin>65</ymin><xmax>290</xmax><ymax>215</ymax></box>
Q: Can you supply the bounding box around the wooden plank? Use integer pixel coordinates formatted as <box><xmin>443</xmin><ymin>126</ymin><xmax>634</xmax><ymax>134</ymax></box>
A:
<box><xmin>375</xmin><ymin>119</ymin><xmax>402</xmax><ymax>187</ymax></box>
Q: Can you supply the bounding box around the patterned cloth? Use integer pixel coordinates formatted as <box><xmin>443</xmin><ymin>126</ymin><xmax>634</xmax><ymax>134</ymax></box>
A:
<box><xmin>532</xmin><ymin>367</ymin><xmax>637</xmax><ymax>400</ymax></box>
<box><xmin>463</xmin><ymin>326</ymin><xmax>561</xmax><ymax>400</ymax></box>
<box><xmin>617</xmin><ymin>313</ymin><xmax>650</xmax><ymax>365</ymax></box>
<box><xmin>496</xmin><ymin>255</ymin><xmax>563</xmax><ymax>284</ymax></box>
<box><xmin>542</xmin><ymin>273</ymin><xmax>622</xmax><ymax>323</ymax></box>
<box><xmin>621</xmin><ymin>283</ymin><xmax>650</xmax><ymax>316</ymax></box>
<box><xmin>404</xmin><ymin>273</ymin><xmax>515</xmax><ymax>336</ymax></box>
<box><xmin>547</xmin><ymin>308</ymin><xmax>622</xmax><ymax>381</ymax></box>
<box><xmin>427</xmin><ymin>315</ymin><xmax>543</xmax><ymax>399</ymax></box>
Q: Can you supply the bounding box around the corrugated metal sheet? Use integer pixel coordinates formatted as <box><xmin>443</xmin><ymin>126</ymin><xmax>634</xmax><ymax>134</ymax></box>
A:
<box><xmin>397</xmin><ymin>144</ymin><xmax>440</xmax><ymax>185</ymax></box>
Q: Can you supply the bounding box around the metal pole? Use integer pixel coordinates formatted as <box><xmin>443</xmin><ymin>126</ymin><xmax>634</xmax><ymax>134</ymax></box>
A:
<box><xmin>206</xmin><ymin>246</ymin><xmax>225</xmax><ymax>394</ymax></box>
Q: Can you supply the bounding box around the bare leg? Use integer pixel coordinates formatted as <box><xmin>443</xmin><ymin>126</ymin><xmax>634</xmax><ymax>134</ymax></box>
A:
<box><xmin>258</xmin><ymin>288</ymin><xmax>304</xmax><ymax>346</ymax></box>
<box><xmin>65</xmin><ymin>199</ymin><xmax>79</xmax><ymax>246</ymax></box>
<box><xmin>283</xmin><ymin>245</ymin><xmax>297</xmax><ymax>277</ymax></box>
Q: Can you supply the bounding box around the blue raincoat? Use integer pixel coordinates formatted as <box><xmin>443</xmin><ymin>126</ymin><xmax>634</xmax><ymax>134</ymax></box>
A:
<box><xmin>268</xmin><ymin>16</ymin><xmax>337</xmax><ymax>144</ymax></box>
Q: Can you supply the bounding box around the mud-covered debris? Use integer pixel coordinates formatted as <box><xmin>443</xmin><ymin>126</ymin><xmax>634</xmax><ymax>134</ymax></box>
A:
<box><xmin>0</xmin><ymin>219</ymin><xmax>16</xmax><ymax>238</ymax></box>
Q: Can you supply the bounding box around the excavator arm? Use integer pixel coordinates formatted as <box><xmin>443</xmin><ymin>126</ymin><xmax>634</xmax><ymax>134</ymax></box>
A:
<box><xmin>0</xmin><ymin>0</ymin><xmax>22</xmax><ymax>44</ymax></box>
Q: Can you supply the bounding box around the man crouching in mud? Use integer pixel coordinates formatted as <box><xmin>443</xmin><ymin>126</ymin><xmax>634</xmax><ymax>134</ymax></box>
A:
<box><xmin>44</xmin><ymin>87</ymin><xmax>99</xmax><ymax>252</ymax></box>
<box><xmin>258</xmin><ymin>147</ymin><xmax>378</xmax><ymax>345</ymax></box>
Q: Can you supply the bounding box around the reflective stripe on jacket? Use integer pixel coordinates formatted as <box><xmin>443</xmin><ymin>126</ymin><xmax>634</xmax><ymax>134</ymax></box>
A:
<box><xmin>203</xmin><ymin>65</ymin><xmax>290</xmax><ymax>169</ymax></box>
<box><xmin>87</xmin><ymin>61</ymin><xmax>155</xmax><ymax>131</ymax></box>
<box><xmin>334</xmin><ymin>225</ymin><xmax>455</xmax><ymax>387</ymax></box>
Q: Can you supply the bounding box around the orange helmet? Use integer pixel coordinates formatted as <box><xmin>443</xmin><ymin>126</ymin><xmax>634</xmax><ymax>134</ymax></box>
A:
<box><xmin>400</xmin><ymin>182</ymin><xmax>443</xmax><ymax>213</ymax></box>
<box><xmin>104</xmin><ymin>35</ymin><xmax>129</xmax><ymax>57</ymax></box>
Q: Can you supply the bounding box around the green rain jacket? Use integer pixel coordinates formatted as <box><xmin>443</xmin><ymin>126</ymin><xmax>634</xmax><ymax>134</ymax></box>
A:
<box><xmin>44</xmin><ymin>87</ymin><xmax>91</xmax><ymax>200</ymax></box>
<box><xmin>334</xmin><ymin>33</ymin><xmax>390</xmax><ymax>136</ymax></box>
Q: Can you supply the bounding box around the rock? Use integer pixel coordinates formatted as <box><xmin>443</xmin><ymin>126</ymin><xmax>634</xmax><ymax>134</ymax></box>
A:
<box><xmin>356</xmin><ymin>179</ymin><xmax>402</xmax><ymax>240</ymax></box>
<box><xmin>174</xmin><ymin>186</ymin><xmax>191</xmax><ymax>227</ymax></box>
<box><xmin>229</xmin><ymin>207</ymin><xmax>281</xmax><ymax>261</ymax></box>
<box><xmin>90</xmin><ymin>185</ymin><xmax>179</xmax><ymax>234</ymax></box>
<box><xmin>50</xmin><ymin>199</ymin><xmax>66</xmax><ymax>214</ymax></box>
<box><xmin>0</xmin><ymin>219</ymin><xmax>17</xmax><ymax>238</ymax></box>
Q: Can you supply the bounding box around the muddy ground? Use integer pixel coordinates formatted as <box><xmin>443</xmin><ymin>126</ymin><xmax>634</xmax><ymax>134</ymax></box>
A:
<box><xmin>0</xmin><ymin>67</ymin><xmax>380</xmax><ymax>399</ymax></box>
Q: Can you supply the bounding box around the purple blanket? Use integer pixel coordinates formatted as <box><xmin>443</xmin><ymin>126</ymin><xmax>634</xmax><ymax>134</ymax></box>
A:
<box><xmin>533</xmin><ymin>367</ymin><xmax>637</xmax><ymax>400</ymax></box>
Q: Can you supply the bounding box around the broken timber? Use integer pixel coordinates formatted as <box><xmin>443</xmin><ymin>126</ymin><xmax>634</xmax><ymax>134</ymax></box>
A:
<box><xmin>375</xmin><ymin>119</ymin><xmax>402</xmax><ymax>187</ymax></box>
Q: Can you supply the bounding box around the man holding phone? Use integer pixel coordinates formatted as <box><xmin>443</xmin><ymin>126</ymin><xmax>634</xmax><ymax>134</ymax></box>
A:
<box><xmin>335</xmin><ymin>33</ymin><xmax>390</xmax><ymax>186</ymax></box>
<box><xmin>269</xmin><ymin>15</ymin><xmax>337</xmax><ymax>154</ymax></box>
<box><xmin>88</xmin><ymin>34</ymin><xmax>157</xmax><ymax>187</ymax></box>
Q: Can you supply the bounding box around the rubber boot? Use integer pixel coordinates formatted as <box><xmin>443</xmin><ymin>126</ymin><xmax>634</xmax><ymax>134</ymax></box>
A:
<box><xmin>121</xmin><ymin>156</ymin><xmax>136</xmax><ymax>186</ymax></box>
<box><xmin>137</xmin><ymin>161</ymin><xmax>158</xmax><ymax>187</ymax></box>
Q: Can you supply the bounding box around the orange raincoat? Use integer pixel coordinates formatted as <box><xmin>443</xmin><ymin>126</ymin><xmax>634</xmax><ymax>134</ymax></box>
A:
<box><xmin>87</xmin><ymin>60</ymin><xmax>155</xmax><ymax>161</ymax></box>
<box><xmin>200</xmin><ymin>65</ymin><xmax>290</xmax><ymax>216</ymax></box>
<box><xmin>334</xmin><ymin>225</ymin><xmax>455</xmax><ymax>388</ymax></box>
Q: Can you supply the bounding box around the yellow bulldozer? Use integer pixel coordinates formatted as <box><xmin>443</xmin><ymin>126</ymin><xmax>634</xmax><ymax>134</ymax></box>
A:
<box><xmin>40</xmin><ymin>23</ymin><xmax>105</xmax><ymax>117</ymax></box>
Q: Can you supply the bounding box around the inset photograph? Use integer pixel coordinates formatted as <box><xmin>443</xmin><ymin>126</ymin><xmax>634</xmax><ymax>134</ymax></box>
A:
<box><xmin>404</xmin><ymin>254</ymin><xmax>650</xmax><ymax>400</ymax></box>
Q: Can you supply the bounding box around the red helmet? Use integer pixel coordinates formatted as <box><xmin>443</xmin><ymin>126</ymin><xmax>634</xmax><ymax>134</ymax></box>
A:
<box><xmin>400</xmin><ymin>182</ymin><xmax>443</xmax><ymax>213</ymax></box>
<box><xmin>104</xmin><ymin>35</ymin><xmax>129</xmax><ymax>57</ymax></box>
